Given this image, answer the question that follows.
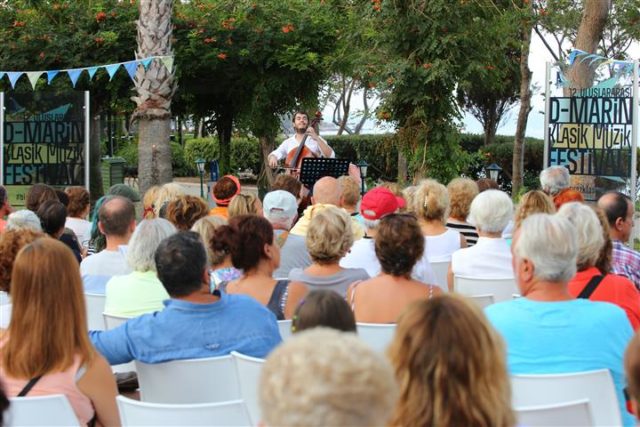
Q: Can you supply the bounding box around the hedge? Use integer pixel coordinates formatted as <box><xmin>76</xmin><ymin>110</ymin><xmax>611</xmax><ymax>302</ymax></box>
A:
<box><xmin>183</xmin><ymin>137</ymin><xmax>262</xmax><ymax>175</ymax></box>
<box><xmin>115</xmin><ymin>139</ymin><xmax>194</xmax><ymax>177</ymax></box>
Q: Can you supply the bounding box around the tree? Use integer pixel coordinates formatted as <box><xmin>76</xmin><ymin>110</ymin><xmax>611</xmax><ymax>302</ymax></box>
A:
<box><xmin>132</xmin><ymin>0</ymin><xmax>176</xmax><ymax>194</ymax></box>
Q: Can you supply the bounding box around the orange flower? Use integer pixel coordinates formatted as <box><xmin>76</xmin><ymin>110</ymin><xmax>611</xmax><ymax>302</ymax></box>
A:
<box><xmin>95</xmin><ymin>11</ymin><xmax>107</xmax><ymax>22</ymax></box>
<box><xmin>422</xmin><ymin>63</ymin><xmax>432</xmax><ymax>69</ymax></box>
<box><xmin>282</xmin><ymin>23</ymin><xmax>294</xmax><ymax>33</ymax></box>
<box><xmin>217</xmin><ymin>52</ymin><xmax>228</xmax><ymax>60</ymax></box>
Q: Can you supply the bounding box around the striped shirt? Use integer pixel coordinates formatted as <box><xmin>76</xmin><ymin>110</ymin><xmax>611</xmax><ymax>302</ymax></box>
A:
<box><xmin>446</xmin><ymin>220</ymin><xmax>478</xmax><ymax>247</ymax></box>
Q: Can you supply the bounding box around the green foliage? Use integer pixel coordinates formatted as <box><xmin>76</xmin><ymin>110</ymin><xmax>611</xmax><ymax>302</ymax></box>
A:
<box><xmin>183</xmin><ymin>136</ymin><xmax>261</xmax><ymax>175</ymax></box>
<box><xmin>323</xmin><ymin>134</ymin><xmax>398</xmax><ymax>181</ymax></box>
<box><xmin>116</xmin><ymin>140</ymin><xmax>194</xmax><ymax>178</ymax></box>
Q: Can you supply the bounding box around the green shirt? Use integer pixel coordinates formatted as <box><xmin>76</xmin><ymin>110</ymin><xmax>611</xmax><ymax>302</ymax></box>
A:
<box><xmin>104</xmin><ymin>270</ymin><xmax>169</xmax><ymax>317</ymax></box>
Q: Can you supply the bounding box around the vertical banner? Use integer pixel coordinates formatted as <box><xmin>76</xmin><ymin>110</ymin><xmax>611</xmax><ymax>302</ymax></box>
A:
<box><xmin>1</xmin><ymin>90</ymin><xmax>89</xmax><ymax>207</ymax></box>
<box><xmin>544</xmin><ymin>61</ymin><xmax>637</xmax><ymax>201</ymax></box>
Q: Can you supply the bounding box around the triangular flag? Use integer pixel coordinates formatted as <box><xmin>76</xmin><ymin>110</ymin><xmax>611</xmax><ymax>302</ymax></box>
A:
<box><xmin>26</xmin><ymin>71</ymin><xmax>43</xmax><ymax>89</ymax></box>
<box><xmin>141</xmin><ymin>58</ymin><xmax>153</xmax><ymax>69</ymax></box>
<box><xmin>105</xmin><ymin>63</ymin><xmax>121</xmax><ymax>80</ymax></box>
<box><xmin>160</xmin><ymin>56</ymin><xmax>174</xmax><ymax>72</ymax></box>
<box><xmin>0</xmin><ymin>72</ymin><xmax>5</xmax><ymax>81</ymax></box>
<box><xmin>123</xmin><ymin>61</ymin><xmax>138</xmax><ymax>81</ymax></box>
<box><xmin>46</xmin><ymin>70</ymin><xmax>59</xmax><ymax>84</ymax></box>
<box><xmin>87</xmin><ymin>66</ymin><xmax>99</xmax><ymax>80</ymax></box>
<box><xmin>67</xmin><ymin>68</ymin><xmax>83</xmax><ymax>87</ymax></box>
<box><xmin>7</xmin><ymin>72</ymin><xmax>23</xmax><ymax>88</ymax></box>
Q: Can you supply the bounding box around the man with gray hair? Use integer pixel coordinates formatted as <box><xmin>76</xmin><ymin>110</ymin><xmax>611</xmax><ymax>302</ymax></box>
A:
<box><xmin>486</xmin><ymin>214</ymin><xmax>633</xmax><ymax>425</ymax></box>
<box><xmin>264</xmin><ymin>190</ymin><xmax>311</xmax><ymax>278</ymax></box>
<box><xmin>539</xmin><ymin>165</ymin><xmax>583</xmax><ymax>209</ymax></box>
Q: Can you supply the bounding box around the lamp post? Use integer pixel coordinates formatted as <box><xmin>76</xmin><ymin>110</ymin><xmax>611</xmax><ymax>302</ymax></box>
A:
<box><xmin>195</xmin><ymin>158</ymin><xmax>206</xmax><ymax>199</ymax></box>
<box><xmin>357</xmin><ymin>159</ymin><xmax>369</xmax><ymax>195</ymax></box>
<box><xmin>486</xmin><ymin>163</ymin><xmax>502</xmax><ymax>182</ymax></box>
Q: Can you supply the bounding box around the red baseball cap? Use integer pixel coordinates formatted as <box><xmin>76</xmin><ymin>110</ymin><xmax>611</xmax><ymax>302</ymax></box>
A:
<box><xmin>360</xmin><ymin>187</ymin><xmax>406</xmax><ymax>220</ymax></box>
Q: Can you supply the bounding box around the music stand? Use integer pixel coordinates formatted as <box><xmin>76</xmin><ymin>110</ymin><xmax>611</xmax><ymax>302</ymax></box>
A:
<box><xmin>299</xmin><ymin>158</ymin><xmax>350</xmax><ymax>189</ymax></box>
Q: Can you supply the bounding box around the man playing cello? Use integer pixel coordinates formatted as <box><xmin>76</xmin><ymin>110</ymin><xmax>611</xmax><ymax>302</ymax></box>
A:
<box><xmin>267</xmin><ymin>111</ymin><xmax>335</xmax><ymax>169</ymax></box>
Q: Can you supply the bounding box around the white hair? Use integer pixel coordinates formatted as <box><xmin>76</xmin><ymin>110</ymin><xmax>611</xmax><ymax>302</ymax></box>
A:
<box><xmin>6</xmin><ymin>210</ymin><xmax>42</xmax><ymax>232</ymax></box>
<box><xmin>467</xmin><ymin>190</ymin><xmax>513</xmax><ymax>233</ymax></box>
<box><xmin>260</xmin><ymin>328</ymin><xmax>398</xmax><ymax>427</ymax></box>
<box><xmin>515</xmin><ymin>214</ymin><xmax>577</xmax><ymax>283</ymax></box>
<box><xmin>539</xmin><ymin>166</ymin><xmax>570</xmax><ymax>195</ymax></box>
<box><xmin>363</xmin><ymin>218</ymin><xmax>380</xmax><ymax>231</ymax></box>
<box><xmin>126</xmin><ymin>218</ymin><xmax>177</xmax><ymax>272</ymax></box>
<box><xmin>556</xmin><ymin>202</ymin><xmax>604</xmax><ymax>269</ymax></box>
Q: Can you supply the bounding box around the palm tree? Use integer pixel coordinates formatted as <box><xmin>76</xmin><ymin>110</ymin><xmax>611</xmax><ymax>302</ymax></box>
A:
<box><xmin>132</xmin><ymin>0</ymin><xmax>176</xmax><ymax>194</ymax></box>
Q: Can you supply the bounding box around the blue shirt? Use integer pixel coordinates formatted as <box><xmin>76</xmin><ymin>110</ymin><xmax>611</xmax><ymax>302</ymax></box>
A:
<box><xmin>486</xmin><ymin>298</ymin><xmax>634</xmax><ymax>426</ymax></box>
<box><xmin>89</xmin><ymin>293</ymin><xmax>282</xmax><ymax>365</ymax></box>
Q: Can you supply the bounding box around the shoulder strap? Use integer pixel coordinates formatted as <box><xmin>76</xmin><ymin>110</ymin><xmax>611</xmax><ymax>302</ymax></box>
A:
<box><xmin>577</xmin><ymin>275</ymin><xmax>605</xmax><ymax>299</ymax></box>
<box><xmin>348</xmin><ymin>280</ymin><xmax>363</xmax><ymax>311</ymax></box>
<box><xmin>17</xmin><ymin>376</ymin><xmax>43</xmax><ymax>397</ymax></box>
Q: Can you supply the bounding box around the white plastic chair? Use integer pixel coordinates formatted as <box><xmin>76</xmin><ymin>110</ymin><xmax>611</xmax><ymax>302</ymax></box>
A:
<box><xmin>356</xmin><ymin>322</ymin><xmax>396</xmax><ymax>354</ymax></box>
<box><xmin>103</xmin><ymin>313</ymin><xmax>136</xmax><ymax>374</ymax></box>
<box><xmin>84</xmin><ymin>293</ymin><xmax>106</xmax><ymax>331</ymax></box>
<box><xmin>453</xmin><ymin>275</ymin><xmax>517</xmax><ymax>303</ymax></box>
<box><xmin>467</xmin><ymin>294</ymin><xmax>495</xmax><ymax>309</ymax></box>
<box><xmin>231</xmin><ymin>351</ymin><xmax>265</xmax><ymax>426</ymax></box>
<box><xmin>511</xmin><ymin>369</ymin><xmax>621</xmax><ymax>426</ymax></box>
<box><xmin>6</xmin><ymin>394</ymin><xmax>79</xmax><ymax>426</ymax></box>
<box><xmin>117</xmin><ymin>395</ymin><xmax>251</xmax><ymax>427</ymax></box>
<box><xmin>429</xmin><ymin>261</ymin><xmax>450</xmax><ymax>290</ymax></box>
<box><xmin>0</xmin><ymin>290</ymin><xmax>9</xmax><ymax>305</ymax></box>
<box><xmin>278</xmin><ymin>319</ymin><xmax>292</xmax><ymax>341</ymax></box>
<box><xmin>515</xmin><ymin>399</ymin><xmax>594</xmax><ymax>427</ymax></box>
<box><xmin>135</xmin><ymin>355</ymin><xmax>241</xmax><ymax>404</ymax></box>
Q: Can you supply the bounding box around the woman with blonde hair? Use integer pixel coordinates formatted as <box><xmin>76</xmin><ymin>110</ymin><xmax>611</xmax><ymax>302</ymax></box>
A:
<box><xmin>153</xmin><ymin>182</ymin><xmax>185</xmax><ymax>218</ymax></box>
<box><xmin>411</xmin><ymin>179</ymin><xmax>466</xmax><ymax>261</ymax></box>
<box><xmin>289</xmin><ymin>206</ymin><xmax>369</xmax><ymax>297</ymax></box>
<box><xmin>142</xmin><ymin>185</ymin><xmax>161</xmax><ymax>219</ymax></box>
<box><xmin>514</xmin><ymin>190</ymin><xmax>555</xmax><ymax>230</ymax></box>
<box><xmin>165</xmin><ymin>195</ymin><xmax>209</xmax><ymax>230</ymax></box>
<box><xmin>446</xmin><ymin>177</ymin><xmax>479</xmax><ymax>246</ymax></box>
<box><xmin>228</xmin><ymin>193</ymin><xmax>263</xmax><ymax>218</ymax></box>
<box><xmin>0</xmin><ymin>239</ymin><xmax>119</xmax><ymax>426</ymax></box>
<box><xmin>388</xmin><ymin>294</ymin><xmax>514</xmax><ymax>427</ymax></box>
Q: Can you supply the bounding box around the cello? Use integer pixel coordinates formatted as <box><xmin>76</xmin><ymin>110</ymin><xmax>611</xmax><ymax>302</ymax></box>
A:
<box><xmin>284</xmin><ymin>111</ymin><xmax>323</xmax><ymax>175</ymax></box>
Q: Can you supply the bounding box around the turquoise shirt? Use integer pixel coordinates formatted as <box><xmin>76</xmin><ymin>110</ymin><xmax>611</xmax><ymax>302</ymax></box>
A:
<box><xmin>486</xmin><ymin>298</ymin><xmax>634</xmax><ymax>426</ymax></box>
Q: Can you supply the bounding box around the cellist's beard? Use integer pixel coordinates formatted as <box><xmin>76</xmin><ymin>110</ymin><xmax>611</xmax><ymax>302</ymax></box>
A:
<box><xmin>295</xmin><ymin>125</ymin><xmax>308</xmax><ymax>134</ymax></box>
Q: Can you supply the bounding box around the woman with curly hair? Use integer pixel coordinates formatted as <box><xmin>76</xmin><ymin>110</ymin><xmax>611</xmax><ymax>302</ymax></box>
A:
<box><xmin>347</xmin><ymin>213</ymin><xmax>440</xmax><ymax>323</ymax></box>
<box><xmin>165</xmin><ymin>195</ymin><xmax>209</xmax><ymax>231</ymax></box>
<box><xmin>388</xmin><ymin>295</ymin><xmax>515</xmax><ymax>427</ymax></box>
<box><xmin>446</xmin><ymin>177</ymin><xmax>479</xmax><ymax>246</ymax></box>
<box><xmin>514</xmin><ymin>190</ymin><xmax>555</xmax><ymax>230</ymax></box>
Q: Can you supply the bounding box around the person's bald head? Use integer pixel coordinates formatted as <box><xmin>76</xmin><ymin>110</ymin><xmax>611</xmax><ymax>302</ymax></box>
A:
<box><xmin>598</xmin><ymin>191</ymin><xmax>634</xmax><ymax>241</ymax></box>
<box><xmin>98</xmin><ymin>196</ymin><xmax>136</xmax><ymax>237</ymax></box>
<box><xmin>312</xmin><ymin>177</ymin><xmax>341</xmax><ymax>206</ymax></box>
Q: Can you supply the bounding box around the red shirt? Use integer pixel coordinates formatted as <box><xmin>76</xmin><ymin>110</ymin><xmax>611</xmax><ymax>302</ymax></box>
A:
<box><xmin>568</xmin><ymin>267</ymin><xmax>640</xmax><ymax>330</ymax></box>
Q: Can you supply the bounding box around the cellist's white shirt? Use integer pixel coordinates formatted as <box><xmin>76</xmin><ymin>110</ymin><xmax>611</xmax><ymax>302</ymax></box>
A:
<box><xmin>269</xmin><ymin>135</ymin><xmax>335</xmax><ymax>161</ymax></box>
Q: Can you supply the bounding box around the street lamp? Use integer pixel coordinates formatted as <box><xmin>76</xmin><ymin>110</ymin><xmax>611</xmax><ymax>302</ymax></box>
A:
<box><xmin>195</xmin><ymin>158</ymin><xmax>206</xmax><ymax>198</ymax></box>
<box><xmin>357</xmin><ymin>159</ymin><xmax>369</xmax><ymax>195</ymax></box>
<box><xmin>485</xmin><ymin>163</ymin><xmax>502</xmax><ymax>182</ymax></box>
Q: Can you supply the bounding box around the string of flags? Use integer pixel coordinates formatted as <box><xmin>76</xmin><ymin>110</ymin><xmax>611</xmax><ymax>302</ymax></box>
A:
<box><xmin>0</xmin><ymin>55</ymin><xmax>174</xmax><ymax>90</ymax></box>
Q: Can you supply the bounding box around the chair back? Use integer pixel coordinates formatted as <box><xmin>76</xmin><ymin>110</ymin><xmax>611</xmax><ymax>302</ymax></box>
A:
<box><xmin>135</xmin><ymin>355</ymin><xmax>241</xmax><ymax>404</ymax></box>
<box><xmin>84</xmin><ymin>293</ymin><xmax>106</xmax><ymax>331</ymax></box>
<box><xmin>511</xmin><ymin>369</ymin><xmax>621</xmax><ymax>426</ymax></box>
<box><xmin>515</xmin><ymin>399</ymin><xmax>593</xmax><ymax>427</ymax></box>
<box><xmin>6</xmin><ymin>395</ymin><xmax>79</xmax><ymax>426</ymax></box>
<box><xmin>356</xmin><ymin>322</ymin><xmax>396</xmax><ymax>354</ymax></box>
<box><xmin>117</xmin><ymin>396</ymin><xmax>251</xmax><ymax>427</ymax></box>
<box><xmin>231</xmin><ymin>351</ymin><xmax>265</xmax><ymax>425</ymax></box>
<box><xmin>467</xmin><ymin>294</ymin><xmax>495</xmax><ymax>309</ymax></box>
<box><xmin>453</xmin><ymin>275</ymin><xmax>517</xmax><ymax>303</ymax></box>
<box><xmin>429</xmin><ymin>261</ymin><xmax>450</xmax><ymax>290</ymax></box>
<box><xmin>103</xmin><ymin>313</ymin><xmax>130</xmax><ymax>330</ymax></box>
<box><xmin>277</xmin><ymin>319</ymin><xmax>292</xmax><ymax>341</ymax></box>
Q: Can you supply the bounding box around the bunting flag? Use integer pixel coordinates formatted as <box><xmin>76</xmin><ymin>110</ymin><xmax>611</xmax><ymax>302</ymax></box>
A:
<box><xmin>0</xmin><ymin>55</ymin><xmax>173</xmax><ymax>90</ymax></box>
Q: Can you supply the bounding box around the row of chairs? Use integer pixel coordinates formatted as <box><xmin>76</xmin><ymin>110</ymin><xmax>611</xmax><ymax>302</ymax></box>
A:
<box><xmin>5</xmin><ymin>367</ymin><xmax>619</xmax><ymax>426</ymax></box>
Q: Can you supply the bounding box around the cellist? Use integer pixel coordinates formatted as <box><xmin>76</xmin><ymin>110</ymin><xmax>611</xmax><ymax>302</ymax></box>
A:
<box><xmin>267</xmin><ymin>111</ymin><xmax>334</xmax><ymax>169</ymax></box>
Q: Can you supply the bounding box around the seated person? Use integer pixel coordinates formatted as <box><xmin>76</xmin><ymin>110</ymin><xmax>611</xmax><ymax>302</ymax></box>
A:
<box><xmin>209</xmin><ymin>175</ymin><xmax>241</xmax><ymax>218</ymax></box>
<box><xmin>446</xmin><ymin>177</ymin><xmax>479</xmax><ymax>246</ymax></box>
<box><xmin>90</xmin><ymin>232</ymin><xmax>281</xmax><ymax>364</ymax></box>
<box><xmin>259</xmin><ymin>328</ymin><xmax>397</xmax><ymax>427</ymax></box>
<box><xmin>104</xmin><ymin>219</ymin><xmax>177</xmax><ymax>317</ymax></box>
<box><xmin>625</xmin><ymin>331</ymin><xmax>640</xmax><ymax>420</ymax></box>
<box><xmin>348</xmin><ymin>214</ymin><xmax>441</xmax><ymax>323</ymax></box>
<box><xmin>64</xmin><ymin>186</ymin><xmax>92</xmax><ymax>248</ymax></box>
<box><xmin>165</xmin><ymin>195</ymin><xmax>208</xmax><ymax>231</ymax></box>
<box><xmin>485</xmin><ymin>214</ymin><xmax>634</xmax><ymax>426</ymax></box>
<box><xmin>448</xmin><ymin>189</ymin><xmax>514</xmax><ymax>290</ymax></box>
<box><xmin>228</xmin><ymin>193</ymin><xmax>263</xmax><ymax>218</ymax></box>
<box><xmin>291</xmin><ymin>290</ymin><xmax>356</xmax><ymax>334</ymax></box>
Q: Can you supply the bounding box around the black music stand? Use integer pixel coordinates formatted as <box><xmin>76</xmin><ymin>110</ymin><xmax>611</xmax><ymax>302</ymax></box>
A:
<box><xmin>299</xmin><ymin>158</ymin><xmax>350</xmax><ymax>189</ymax></box>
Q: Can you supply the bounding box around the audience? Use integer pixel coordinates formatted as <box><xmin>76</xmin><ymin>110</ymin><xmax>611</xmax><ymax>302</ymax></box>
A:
<box><xmin>337</xmin><ymin>175</ymin><xmax>363</xmax><ymax>224</ymax></box>
<box><xmin>514</xmin><ymin>189</ymin><xmax>555</xmax><ymax>230</ymax></box>
<box><xmin>259</xmin><ymin>328</ymin><xmax>398</xmax><ymax>427</ymax></box>
<box><xmin>153</xmin><ymin>182</ymin><xmax>185</xmax><ymax>218</ymax></box>
<box><xmin>209</xmin><ymin>175</ymin><xmax>241</xmax><ymax>218</ymax></box>
<box><xmin>108</xmin><ymin>183</ymin><xmax>141</xmax><ymax>204</ymax></box>
<box><xmin>291</xmin><ymin>290</ymin><xmax>356</xmax><ymax>334</ymax></box>
<box><xmin>142</xmin><ymin>185</ymin><xmax>161</xmax><ymax>219</ymax></box>
<box><xmin>64</xmin><ymin>186</ymin><xmax>92</xmax><ymax>248</ymax></box>
<box><xmin>165</xmin><ymin>195</ymin><xmax>208</xmax><ymax>230</ymax></box>
<box><xmin>485</xmin><ymin>213</ymin><xmax>633</xmax><ymax>425</ymax></box>
<box><xmin>90</xmin><ymin>232</ymin><xmax>281</xmax><ymax>364</ymax></box>
<box><xmin>598</xmin><ymin>191</ymin><xmax>640</xmax><ymax>290</ymax></box>
<box><xmin>228</xmin><ymin>192</ymin><xmax>263</xmax><ymax>218</ymax></box>
<box><xmin>476</xmin><ymin>177</ymin><xmax>499</xmax><ymax>192</ymax></box>
<box><xmin>0</xmin><ymin>239</ymin><xmax>119</xmax><ymax>426</ymax></box>
<box><xmin>80</xmin><ymin>196</ymin><xmax>136</xmax><ymax>294</ymax></box>
<box><xmin>411</xmin><ymin>179</ymin><xmax>465</xmax><ymax>262</ymax></box>
<box><xmin>540</xmin><ymin>165</ymin><xmax>584</xmax><ymax>209</ymax></box>
<box><xmin>348</xmin><ymin>213</ymin><xmax>441</xmax><ymax>323</ymax></box>
<box><xmin>87</xmin><ymin>196</ymin><xmax>109</xmax><ymax>254</ymax></box>
<box><xmin>5</xmin><ymin>210</ymin><xmax>42</xmax><ymax>232</ymax></box>
<box><xmin>0</xmin><ymin>185</ymin><xmax>12</xmax><ymax>233</ymax></box>
<box><xmin>448</xmin><ymin>189</ymin><xmax>514</xmax><ymax>290</ymax></box>
<box><xmin>212</xmin><ymin>215</ymin><xmax>307</xmax><ymax>320</ymax></box>
<box><xmin>25</xmin><ymin>183</ymin><xmax>58</xmax><ymax>212</ymax></box>
<box><xmin>264</xmin><ymin>190</ymin><xmax>311</xmax><ymax>279</ymax></box>
<box><xmin>0</xmin><ymin>229</ymin><xmax>44</xmax><ymax>294</ymax></box>
<box><xmin>37</xmin><ymin>199</ymin><xmax>83</xmax><ymax>262</ymax></box>
<box><xmin>625</xmin><ymin>332</ymin><xmax>640</xmax><ymax>420</ymax></box>
<box><xmin>104</xmin><ymin>219</ymin><xmax>177</xmax><ymax>317</ymax></box>
<box><xmin>446</xmin><ymin>177</ymin><xmax>479</xmax><ymax>246</ymax></box>
<box><xmin>558</xmin><ymin>202</ymin><xmax>640</xmax><ymax>330</ymax></box>
<box><xmin>289</xmin><ymin>206</ymin><xmax>369</xmax><ymax>297</ymax></box>
<box><xmin>388</xmin><ymin>295</ymin><xmax>514</xmax><ymax>426</ymax></box>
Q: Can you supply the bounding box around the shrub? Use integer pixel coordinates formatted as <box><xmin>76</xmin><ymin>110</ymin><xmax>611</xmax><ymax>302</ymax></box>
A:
<box><xmin>115</xmin><ymin>140</ymin><xmax>195</xmax><ymax>177</ymax></box>
<box><xmin>183</xmin><ymin>136</ymin><xmax>261</xmax><ymax>175</ymax></box>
